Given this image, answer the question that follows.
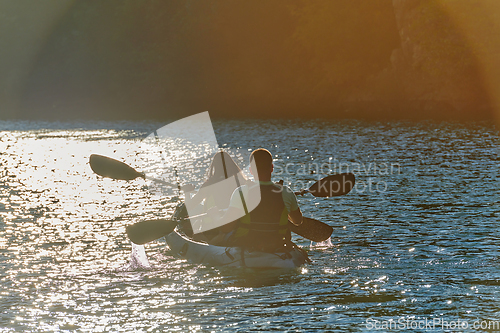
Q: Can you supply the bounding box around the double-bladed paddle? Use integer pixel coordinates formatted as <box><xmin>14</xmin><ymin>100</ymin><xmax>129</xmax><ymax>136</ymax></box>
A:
<box><xmin>124</xmin><ymin>174</ymin><xmax>355</xmax><ymax>245</ymax></box>
<box><xmin>90</xmin><ymin>154</ymin><xmax>354</xmax><ymax>196</ymax></box>
<box><xmin>127</xmin><ymin>216</ymin><xmax>334</xmax><ymax>245</ymax></box>
<box><xmin>88</xmin><ymin>154</ymin><xmax>355</xmax><ymax>244</ymax></box>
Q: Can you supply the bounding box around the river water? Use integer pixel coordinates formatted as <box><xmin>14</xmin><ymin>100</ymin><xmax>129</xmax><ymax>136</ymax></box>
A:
<box><xmin>0</xmin><ymin>119</ymin><xmax>498</xmax><ymax>332</ymax></box>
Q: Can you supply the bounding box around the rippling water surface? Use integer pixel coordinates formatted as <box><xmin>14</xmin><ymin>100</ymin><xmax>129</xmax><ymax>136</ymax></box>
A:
<box><xmin>0</xmin><ymin>119</ymin><xmax>498</xmax><ymax>332</ymax></box>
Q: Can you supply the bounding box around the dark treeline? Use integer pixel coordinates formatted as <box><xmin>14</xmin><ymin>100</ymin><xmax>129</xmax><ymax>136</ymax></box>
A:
<box><xmin>1</xmin><ymin>0</ymin><xmax>497</xmax><ymax>120</ymax></box>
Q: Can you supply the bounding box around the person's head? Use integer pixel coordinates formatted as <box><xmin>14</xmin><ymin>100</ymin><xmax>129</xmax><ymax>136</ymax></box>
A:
<box><xmin>249</xmin><ymin>148</ymin><xmax>273</xmax><ymax>181</ymax></box>
<box><xmin>205</xmin><ymin>151</ymin><xmax>244</xmax><ymax>185</ymax></box>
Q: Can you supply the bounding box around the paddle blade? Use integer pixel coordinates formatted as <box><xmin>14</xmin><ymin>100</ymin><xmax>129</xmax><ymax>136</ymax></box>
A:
<box><xmin>289</xmin><ymin>217</ymin><xmax>333</xmax><ymax>242</ymax></box>
<box><xmin>89</xmin><ymin>154</ymin><xmax>144</xmax><ymax>181</ymax></box>
<box><xmin>126</xmin><ymin>219</ymin><xmax>177</xmax><ymax>245</ymax></box>
<box><xmin>309</xmin><ymin>173</ymin><xmax>355</xmax><ymax>197</ymax></box>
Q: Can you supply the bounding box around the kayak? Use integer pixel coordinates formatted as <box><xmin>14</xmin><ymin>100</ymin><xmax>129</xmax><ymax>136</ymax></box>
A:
<box><xmin>165</xmin><ymin>227</ymin><xmax>309</xmax><ymax>269</ymax></box>
<box><xmin>164</xmin><ymin>202</ymin><xmax>309</xmax><ymax>269</ymax></box>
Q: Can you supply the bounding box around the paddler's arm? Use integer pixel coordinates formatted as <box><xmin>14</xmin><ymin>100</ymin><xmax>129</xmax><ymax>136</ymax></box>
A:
<box><xmin>282</xmin><ymin>185</ymin><xmax>303</xmax><ymax>226</ymax></box>
<box><xmin>288</xmin><ymin>207</ymin><xmax>303</xmax><ymax>226</ymax></box>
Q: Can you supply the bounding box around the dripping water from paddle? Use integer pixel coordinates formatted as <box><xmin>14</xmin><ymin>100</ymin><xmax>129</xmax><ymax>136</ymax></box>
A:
<box><xmin>118</xmin><ymin>243</ymin><xmax>151</xmax><ymax>271</ymax></box>
<box><xmin>310</xmin><ymin>237</ymin><xmax>334</xmax><ymax>249</ymax></box>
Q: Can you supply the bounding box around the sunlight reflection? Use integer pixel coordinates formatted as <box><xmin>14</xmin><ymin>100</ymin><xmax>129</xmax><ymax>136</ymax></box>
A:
<box><xmin>1</xmin><ymin>121</ymin><xmax>498</xmax><ymax>331</ymax></box>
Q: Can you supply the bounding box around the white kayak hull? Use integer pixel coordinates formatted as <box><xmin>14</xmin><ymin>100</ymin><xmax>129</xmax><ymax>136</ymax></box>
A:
<box><xmin>165</xmin><ymin>228</ymin><xmax>308</xmax><ymax>269</ymax></box>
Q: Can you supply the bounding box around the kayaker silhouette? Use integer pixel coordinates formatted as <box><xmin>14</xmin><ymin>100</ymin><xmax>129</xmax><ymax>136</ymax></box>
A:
<box><xmin>211</xmin><ymin>148</ymin><xmax>304</xmax><ymax>252</ymax></box>
<box><xmin>183</xmin><ymin>151</ymin><xmax>250</xmax><ymax>242</ymax></box>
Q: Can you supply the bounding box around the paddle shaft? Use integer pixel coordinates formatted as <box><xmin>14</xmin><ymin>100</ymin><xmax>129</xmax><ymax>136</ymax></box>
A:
<box><xmin>91</xmin><ymin>154</ymin><xmax>353</xmax><ymax>198</ymax></box>
<box><xmin>127</xmin><ymin>214</ymin><xmax>331</xmax><ymax>245</ymax></box>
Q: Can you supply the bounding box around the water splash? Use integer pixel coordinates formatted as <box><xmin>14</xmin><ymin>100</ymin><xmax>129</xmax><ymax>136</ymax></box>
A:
<box><xmin>131</xmin><ymin>242</ymin><xmax>151</xmax><ymax>269</ymax></box>
<box><xmin>310</xmin><ymin>237</ymin><xmax>333</xmax><ymax>249</ymax></box>
<box><xmin>118</xmin><ymin>242</ymin><xmax>151</xmax><ymax>271</ymax></box>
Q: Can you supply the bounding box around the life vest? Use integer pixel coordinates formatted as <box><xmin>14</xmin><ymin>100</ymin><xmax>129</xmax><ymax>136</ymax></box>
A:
<box><xmin>232</xmin><ymin>183</ymin><xmax>289</xmax><ymax>251</ymax></box>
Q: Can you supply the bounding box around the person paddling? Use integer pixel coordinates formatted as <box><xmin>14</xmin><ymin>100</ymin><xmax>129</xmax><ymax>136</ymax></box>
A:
<box><xmin>188</xmin><ymin>151</ymin><xmax>247</xmax><ymax>210</ymax></box>
<box><xmin>183</xmin><ymin>151</ymin><xmax>249</xmax><ymax>241</ymax></box>
<box><xmin>212</xmin><ymin>148</ymin><xmax>303</xmax><ymax>252</ymax></box>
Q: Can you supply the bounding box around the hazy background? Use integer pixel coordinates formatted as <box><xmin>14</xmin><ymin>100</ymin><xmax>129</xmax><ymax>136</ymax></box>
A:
<box><xmin>1</xmin><ymin>0</ymin><xmax>500</xmax><ymax>122</ymax></box>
